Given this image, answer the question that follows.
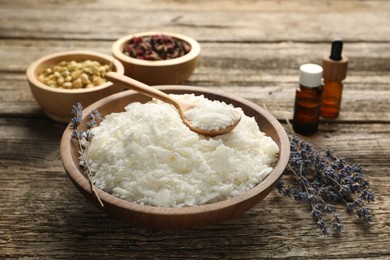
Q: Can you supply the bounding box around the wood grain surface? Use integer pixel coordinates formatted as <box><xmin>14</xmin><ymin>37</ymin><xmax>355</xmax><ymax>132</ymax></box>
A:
<box><xmin>1</xmin><ymin>0</ymin><xmax>390</xmax><ymax>259</ymax></box>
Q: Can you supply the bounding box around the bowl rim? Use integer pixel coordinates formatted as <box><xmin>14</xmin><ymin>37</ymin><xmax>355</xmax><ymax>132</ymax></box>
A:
<box><xmin>60</xmin><ymin>86</ymin><xmax>290</xmax><ymax>218</ymax></box>
<box><xmin>112</xmin><ymin>31</ymin><xmax>201</xmax><ymax>66</ymax></box>
<box><xmin>26</xmin><ymin>50</ymin><xmax>125</xmax><ymax>94</ymax></box>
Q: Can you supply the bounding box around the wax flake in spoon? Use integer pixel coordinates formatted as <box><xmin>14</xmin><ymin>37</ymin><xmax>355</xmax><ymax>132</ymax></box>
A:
<box><xmin>183</xmin><ymin>98</ymin><xmax>241</xmax><ymax>131</ymax></box>
<box><xmin>105</xmin><ymin>72</ymin><xmax>240</xmax><ymax>137</ymax></box>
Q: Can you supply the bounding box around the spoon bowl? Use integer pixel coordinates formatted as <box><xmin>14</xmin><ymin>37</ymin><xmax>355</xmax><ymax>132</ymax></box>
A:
<box><xmin>182</xmin><ymin>110</ymin><xmax>241</xmax><ymax>136</ymax></box>
<box><xmin>105</xmin><ymin>72</ymin><xmax>241</xmax><ymax>136</ymax></box>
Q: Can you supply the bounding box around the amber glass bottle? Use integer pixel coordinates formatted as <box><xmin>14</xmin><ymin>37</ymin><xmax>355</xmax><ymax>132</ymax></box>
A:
<box><xmin>293</xmin><ymin>64</ymin><xmax>323</xmax><ymax>135</ymax></box>
<box><xmin>321</xmin><ymin>39</ymin><xmax>348</xmax><ymax>118</ymax></box>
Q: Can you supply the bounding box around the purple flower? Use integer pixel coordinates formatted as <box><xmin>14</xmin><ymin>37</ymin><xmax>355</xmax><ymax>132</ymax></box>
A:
<box><xmin>276</xmin><ymin>134</ymin><xmax>375</xmax><ymax>236</ymax></box>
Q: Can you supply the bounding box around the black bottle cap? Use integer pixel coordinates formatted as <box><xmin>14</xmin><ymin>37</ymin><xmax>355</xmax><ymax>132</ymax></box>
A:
<box><xmin>329</xmin><ymin>39</ymin><xmax>343</xmax><ymax>61</ymax></box>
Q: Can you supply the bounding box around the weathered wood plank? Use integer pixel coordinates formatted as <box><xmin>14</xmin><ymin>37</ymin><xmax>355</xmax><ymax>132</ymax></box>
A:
<box><xmin>2</xmin><ymin>39</ymin><xmax>390</xmax><ymax>121</ymax></box>
<box><xmin>3</xmin><ymin>40</ymin><xmax>390</xmax><ymax>74</ymax></box>
<box><xmin>1</xmin><ymin>0</ymin><xmax>390</xmax><ymax>42</ymax></box>
<box><xmin>0</xmin><ymin>177</ymin><xmax>388</xmax><ymax>259</ymax></box>
<box><xmin>2</xmin><ymin>72</ymin><xmax>390</xmax><ymax>122</ymax></box>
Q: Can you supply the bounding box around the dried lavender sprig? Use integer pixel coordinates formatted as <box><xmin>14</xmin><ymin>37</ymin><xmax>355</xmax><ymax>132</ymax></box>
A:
<box><xmin>294</xmin><ymin>136</ymin><xmax>374</xmax><ymax>220</ymax></box>
<box><xmin>331</xmin><ymin>215</ymin><xmax>343</xmax><ymax>232</ymax></box>
<box><xmin>70</xmin><ymin>103</ymin><xmax>104</xmax><ymax>207</ymax></box>
<box><xmin>276</xmin><ymin>134</ymin><xmax>375</xmax><ymax>235</ymax></box>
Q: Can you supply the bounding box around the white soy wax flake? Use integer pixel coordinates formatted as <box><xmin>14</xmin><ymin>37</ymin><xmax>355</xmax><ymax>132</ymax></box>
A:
<box><xmin>85</xmin><ymin>94</ymin><xmax>279</xmax><ymax>208</ymax></box>
<box><xmin>183</xmin><ymin>99</ymin><xmax>240</xmax><ymax>131</ymax></box>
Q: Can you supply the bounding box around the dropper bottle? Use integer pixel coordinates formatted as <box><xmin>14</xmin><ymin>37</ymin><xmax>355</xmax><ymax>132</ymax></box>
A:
<box><xmin>320</xmin><ymin>39</ymin><xmax>348</xmax><ymax>118</ymax></box>
<box><xmin>293</xmin><ymin>64</ymin><xmax>323</xmax><ymax>135</ymax></box>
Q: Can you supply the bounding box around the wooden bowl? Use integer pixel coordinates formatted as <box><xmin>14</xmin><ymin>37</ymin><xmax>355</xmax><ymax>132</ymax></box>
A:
<box><xmin>112</xmin><ymin>32</ymin><xmax>201</xmax><ymax>85</ymax></box>
<box><xmin>60</xmin><ymin>87</ymin><xmax>290</xmax><ymax>229</ymax></box>
<box><xmin>26</xmin><ymin>50</ymin><xmax>125</xmax><ymax>123</ymax></box>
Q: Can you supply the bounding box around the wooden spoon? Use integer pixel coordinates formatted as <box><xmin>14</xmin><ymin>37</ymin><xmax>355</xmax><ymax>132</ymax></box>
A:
<box><xmin>105</xmin><ymin>72</ymin><xmax>241</xmax><ymax>136</ymax></box>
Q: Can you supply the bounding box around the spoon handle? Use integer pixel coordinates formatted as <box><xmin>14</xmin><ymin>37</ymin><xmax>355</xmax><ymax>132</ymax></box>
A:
<box><xmin>105</xmin><ymin>72</ymin><xmax>178</xmax><ymax>107</ymax></box>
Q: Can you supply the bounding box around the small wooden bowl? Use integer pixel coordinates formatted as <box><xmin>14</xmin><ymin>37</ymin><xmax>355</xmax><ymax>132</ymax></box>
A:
<box><xmin>26</xmin><ymin>50</ymin><xmax>125</xmax><ymax>123</ymax></box>
<box><xmin>60</xmin><ymin>87</ymin><xmax>290</xmax><ymax>229</ymax></box>
<box><xmin>112</xmin><ymin>32</ymin><xmax>201</xmax><ymax>85</ymax></box>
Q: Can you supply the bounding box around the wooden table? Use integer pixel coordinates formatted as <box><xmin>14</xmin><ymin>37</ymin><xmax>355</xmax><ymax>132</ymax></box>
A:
<box><xmin>1</xmin><ymin>0</ymin><xmax>390</xmax><ymax>258</ymax></box>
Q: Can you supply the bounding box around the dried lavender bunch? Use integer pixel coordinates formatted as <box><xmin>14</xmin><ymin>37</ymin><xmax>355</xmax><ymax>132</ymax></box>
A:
<box><xmin>276</xmin><ymin>135</ymin><xmax>375</xmax><ymax>236</ymax></box>
<box><xmin>71</xmin><ymin>102</ymin><xmax>104</xmax><ymax>207</ymax></box>
<box><xmin>123</xmin><ymin>34</ymin><xmax>191</xmax><ymax>60</ymax></box>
